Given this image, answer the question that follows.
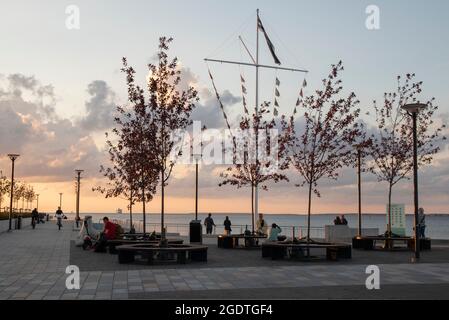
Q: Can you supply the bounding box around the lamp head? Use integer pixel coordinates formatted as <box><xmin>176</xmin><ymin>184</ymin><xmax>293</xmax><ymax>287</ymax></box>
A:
<box><xmin>7</xmin><ymin>154</ymin><xmax>20</xmax><ymax>161</ymax></box>
<box><xmin>402</xmin><ymin>103</ymin><xmax>427</xmax><ymax>114</ymax></box>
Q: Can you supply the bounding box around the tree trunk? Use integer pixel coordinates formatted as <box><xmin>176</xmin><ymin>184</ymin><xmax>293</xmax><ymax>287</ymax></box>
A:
<box><xmin>129</xmin><ymin>189</ymin><xmax>133</xmax><ymax>231</ymax></box>
<box><xmin>307</xmin><ymin>180</ymin><xmax>313</xmax><ymax>243</ymax></box>
<box><xmin>142</xmin><ymin>180</ymin><xmax>146</xmax><ymax>235</ymax></box>
<box><xmin>251</xmin><ymin>184</ymin><xmax>254</xmax><ymax>234</ymax></box>
<box><xmin>387</xmin><ymin>183</ymin><xmax>392</xmax><ymax>237</ymax></box>
<box><xmin>161</xmin><ymin>169</ymin><xmax>166</xmax><ymax>245</ymax></box>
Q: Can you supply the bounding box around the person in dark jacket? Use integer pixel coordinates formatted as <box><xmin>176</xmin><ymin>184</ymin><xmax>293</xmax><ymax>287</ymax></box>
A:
<box><xmin>224</xmin><ymin>216</ymin><xmax>232</xmax><ymax>235</ymax></box>
<box><xmin>204</xmin><ymin>213</ymin><xmax>216</xmax><ymax>235</ymax></box>
<box><xmin>31</xmin><ymin>208</ymin><xmax>39</xmax><ymax>229</ymax></box>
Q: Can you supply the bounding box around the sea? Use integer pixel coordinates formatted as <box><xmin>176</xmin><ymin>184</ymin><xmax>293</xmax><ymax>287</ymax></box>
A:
<box><xmin>66</xmin><ymin>212</ymin><xmax>449</xmax><ymax>240</ymax></box>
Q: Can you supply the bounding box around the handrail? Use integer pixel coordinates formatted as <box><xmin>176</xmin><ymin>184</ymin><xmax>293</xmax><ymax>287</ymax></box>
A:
<box><xmin>107</xmin><ymin>218</ymin><xmax>325</xmax><ymax>238</ymax></box>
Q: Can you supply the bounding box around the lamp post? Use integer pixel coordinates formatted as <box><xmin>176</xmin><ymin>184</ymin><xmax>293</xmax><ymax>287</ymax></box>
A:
<box><xmin>59</xmin><ymin>193</ymin><xmax>63</xmax><ymax>209</ymax></box>
<box><xmin>7</xmin><ymin>154</ymin><xmax>20</xmax><ymax>231</ymax></box>
<box><xmin>36</xmin><ymin>194</ymin><xmax>39</xmax><ymax>211</ymax></box>
<box><xmin>356</xmin><ymin>146</ymin><xmax>362</xmax><ymax>237</ymax></box>
<box><xmin>193</xmin><ymin>154</ymin><xmax>201</xmax><ymax>221</ymax></box>
<box><xmin>402</xmin><ymin>103</ymin><xmax>426</xmax><ymax>260</ymax></box>
<box><xmin>75</xmin><ymin>170</ymin><xmax>84</xmax><ymax>225</ymax></box>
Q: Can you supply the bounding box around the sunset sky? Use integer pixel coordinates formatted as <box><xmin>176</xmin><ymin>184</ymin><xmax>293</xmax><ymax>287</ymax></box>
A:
<box><xmin>0</xmin><ymin>0</ymin><xmax>448</xmax><ymax>215</ymax></box>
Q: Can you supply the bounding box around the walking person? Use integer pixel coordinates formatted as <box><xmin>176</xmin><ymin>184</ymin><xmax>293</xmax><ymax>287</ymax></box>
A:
<box><xmin>204</xmin><ymin>213</ymin><xmax>216</xmax><ymax>235</ymax></box>
<box><xmin>55</xmin><ymin>207</ymin><xmax>64</xmax><ymax>230</ymax></box>
<box><xmin>31</xmin><ymin>208</ymin><xmax>39</xmax><ymax>229</ymax></box>
<box><xmin>224</xmin><ymin>216</ymin><xmax>232</xmax><ymax>235</ymax></box>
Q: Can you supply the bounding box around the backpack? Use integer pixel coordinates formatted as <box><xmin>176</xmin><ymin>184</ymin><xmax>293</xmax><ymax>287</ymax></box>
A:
<box><xmin>114</xmin><ymin>223</ymin><xmax>124</xmax><ymax>239</ymax></box>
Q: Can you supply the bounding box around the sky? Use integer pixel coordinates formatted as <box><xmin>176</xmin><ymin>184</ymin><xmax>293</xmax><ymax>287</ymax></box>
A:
<box><xmin>0</xmin><ymin>0</ymin><xmax>448</xmax><ymax>215</ymax></box>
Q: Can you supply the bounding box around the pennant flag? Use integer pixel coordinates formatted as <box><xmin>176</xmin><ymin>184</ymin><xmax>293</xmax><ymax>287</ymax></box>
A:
<box><xmin>276</xmin><ymin>77</ymin><xmax>280</xmax><ymax>86</ymax></box>
<box><xmin>242</xmin><ymin>96</ymin><xmax>247</xmax><ymax>106</ymax></box>
<box><xmin>293</xmin><ymin>107</ymin><xmax>297</xmax><ymax>115</ymax></box>
<box><xmin>296</xmin><ymin>98</ymin><xmax>301</xmax><ymax>106</ymax></box>
<box><xmin>299</xmin><ymin>88</ymin><xmax>303</xmax><ymax>98</ymax></box>
<box><xmin>242</xmin><ymin>85</ymin><xmax>247</xmax><ymax>94</ymax></box>
<box><xmin>257</xmin><ymin>17</ymin><xmax>281</xmax><ymax>65</ymax></box>
<box><xmin>274</xmin><ymin>98</ymin><xmax>279</xmax><ymax>107</ymax></box>
<box><xmin>244</xmin><ymin>106</ymin><xmax>249</xmax><ymax>114</ymax></box>
<box><xmin>303</xmin><ymin>79</ymin><xmax>307</xmax><ymax>87</ymax></box>
<box><xmin>275</xmin><ymin>88</ymin><xmax>280</xmax><ymax>97</ymax></box>
<box><xmin>240</xmin><ymin>75</ymin><xmax>246</xmax><ymax>83</ymax></box>
<box><xmin>274</xmin><ymin>108</ymin><xmax>278</xmax><ymax>116</ymax></box>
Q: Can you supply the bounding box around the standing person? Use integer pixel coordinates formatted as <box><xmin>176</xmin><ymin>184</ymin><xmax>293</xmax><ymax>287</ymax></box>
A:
<box><xmin>341</xmin><ymin>215</ymin><xmax>348</xmax><ymax>226</ymax></box>
<box><xmin>418</xmin><ymin>208</ymin><xmax>426</xmax><ymax>238</ymax></box>
<box><xmin>204</xmin><ymin>213</ymin><xmax>216</xmax><ymax>235</ymax></box>
<box><xmin>223</xmin><ymin>216</ymin><xmax>232</xmax><ymax>235</ymax></box>
<box><xmin>31</xmin><ymin>208</ymin><xmax>39</xmax><ymax>229</ymax></box>
<box><xmin>55</xmin><ymin>207</ymin><xmax>64</xmax><ymax>230</ymax></box>
<box><xmin>256</xmin><ymin>213</ymin><xmax>268</xmax><ymax>235</ymax></box>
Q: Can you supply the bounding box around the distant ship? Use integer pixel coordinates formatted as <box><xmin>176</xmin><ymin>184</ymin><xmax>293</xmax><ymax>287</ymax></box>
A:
<box><xmin>116</xmin><ymin>208</ymin><xmax>123</xmax><ymax>214</ymax></box>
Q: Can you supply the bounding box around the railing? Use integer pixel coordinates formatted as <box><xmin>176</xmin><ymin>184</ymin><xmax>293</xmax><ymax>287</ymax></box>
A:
<box><xmin>109</xmin><ymin>218</ymin><xmax>325</xmax><ymax>239</ymax></box>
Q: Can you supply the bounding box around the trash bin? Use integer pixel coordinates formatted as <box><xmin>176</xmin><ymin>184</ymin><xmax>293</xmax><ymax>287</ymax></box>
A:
<box><xmin>189</xmin><ymin>220</ymin><xmax>203</xmax><ymax>244</ymax></box>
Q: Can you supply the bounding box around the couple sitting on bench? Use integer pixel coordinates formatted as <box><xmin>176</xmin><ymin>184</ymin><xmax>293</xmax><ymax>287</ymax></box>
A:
<box><xmin>83</xmin><ymin>217</ymin><xmax>123</xmax><ymax>252</ymax></box>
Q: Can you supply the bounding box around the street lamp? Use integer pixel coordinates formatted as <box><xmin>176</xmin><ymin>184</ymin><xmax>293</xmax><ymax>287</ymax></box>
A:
<box><xmin>402</xmin><ymin>102</ymin><xmax>427</xmax><ymax>260</ymax></box>
<box><xmin>59</xmin><ymin>193</ymin><xmax>63</xmax><ymax>209</ymax></box>
<box><xmin>7</xmin><ymin>154</ymin><xmax>20</xmax><ymax>231</ymax></box>
<box><xmin>355</xmin><ymin>145</ymin><xmax>363</xmax><ymax>238</ymax></box>
<box><xmin>75</xmin><ymin>170</ymin><xmax>84</xmax><ymax>226</ymax></box>
<box><xmin>193</xmin><ymin>153</ymin><xmax>201</xmax><ymax>221</ymax></box>
<box><xmin>36</xmin><ymin>194</ymin><xmax>40</xmax><ymax>211</ymax></box>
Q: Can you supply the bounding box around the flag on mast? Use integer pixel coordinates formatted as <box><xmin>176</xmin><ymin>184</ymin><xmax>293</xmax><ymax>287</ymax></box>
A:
<box><xmin>257</xmin><ymin>17</ymin><xmax>281</xmax><ymax>65</ymax></box>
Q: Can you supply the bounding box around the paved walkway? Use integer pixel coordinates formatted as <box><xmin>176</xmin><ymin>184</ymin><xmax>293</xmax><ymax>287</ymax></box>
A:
<box><xmin>1</xmin><ymin>221</ymin><xmax>449</xmax><ymax>300</ymax></box>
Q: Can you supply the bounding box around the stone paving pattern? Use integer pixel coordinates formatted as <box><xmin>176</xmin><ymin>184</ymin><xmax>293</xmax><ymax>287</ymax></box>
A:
<box><xmin>1</xmin><ymin>220</ymin><xmax>449</xmax><ymax>300</ymax></box>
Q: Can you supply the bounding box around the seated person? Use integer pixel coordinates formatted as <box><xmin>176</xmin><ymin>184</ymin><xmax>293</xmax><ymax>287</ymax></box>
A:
<box><xmin>94</xmin><ymin>217</ymin><xmax>117</xmax><ymax>252</ymax></box>
<box><xmin>334</xmin><ymin>216</ymin><xmax>342</xmax><ymax>225</ymax></box>
<box><xmin>268</xmin><ymin>223</ymin><xmax>283</xmax><ymax>241</ymax></box>
<box><xmin>256</xmin><ymin>214</ymin><xmax>268</xmax><ymax>235</ymax></box>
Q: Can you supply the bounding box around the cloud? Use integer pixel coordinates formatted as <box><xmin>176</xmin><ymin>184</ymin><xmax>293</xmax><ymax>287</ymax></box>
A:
<box><xmin>78</xmin><ymin>80</ymin><xmax>116</xmax><ymax>132</ymax></box>
<box><xmin>0</xmin><ymin>74</ymin><xmax>106</xmax><ymax>182</ymax></box>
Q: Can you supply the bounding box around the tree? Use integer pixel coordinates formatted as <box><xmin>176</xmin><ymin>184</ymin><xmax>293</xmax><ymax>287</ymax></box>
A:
<box><xmin>95</xmin><ymin>56</ymin><xmax>161</xmax><ymax>234</ymax></box>
<box><xmin>219</xmin><ymin>102</ymin><xmax>289</xmax><ymax>233</ymax></box>
<box><xmin>282</xmin><ymin>61</ymin><xmax>361</xmax><ymax>242</ymax></box>
<box><xmin>117</xmin><ymin>37</ymin><xmax>198</xmax><ymax>243</ymax></box>
<box><xmin>0</xmin><ymin>177</ymin><xmax>10</xmax><ymax>211</ymax></box>
<box><xmin>145</xmin><ymin>37</ymin><xmax>198</xmax><ymax>244</ymax></box>
<box><xmin>368</xmin><ymin>73</ymin><xmax>446</xmax><ymax>236</ymax></box>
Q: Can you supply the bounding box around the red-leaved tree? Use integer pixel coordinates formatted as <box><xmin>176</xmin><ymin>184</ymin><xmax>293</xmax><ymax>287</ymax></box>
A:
<box><xmin>368</xmin><ymin>73</ymin><xmax>446</xmax><ymax>236</ymax></box>
<box><xmin>282</xmin><ymin>61</ymin><xmax>361</xmax><ymax>242</ymax></box>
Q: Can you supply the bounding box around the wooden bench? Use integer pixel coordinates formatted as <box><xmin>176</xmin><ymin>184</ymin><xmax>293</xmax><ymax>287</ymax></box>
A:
<box><xmin>107</xmin><ymin>238</ymin><xmax>184</xmax><ymax>254</ymax></box>
<box><xmin>262</xmin><ymin>242</ymin><xmax>352</xmax><ymax>261</ymax></box>
<box><xmin>117</xmin><ymin>244</ymin><xmax>208</xmax><ymax>264</ymax></box>
<box><xmin>352</xmin><ymin>236</ymin><xmax>431</xmax><ymax>251</ymax></box>
<box><xmin>217</xmin><ymin>235</ymin><xmax>267</xmax><ymax>249</ymax></box>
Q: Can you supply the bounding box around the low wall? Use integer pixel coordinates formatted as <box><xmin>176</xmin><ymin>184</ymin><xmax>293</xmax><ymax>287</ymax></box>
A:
<box><xmin>325</xmin><ymin>225</ymin><xmax>379</xmax><ymax>243</ymax></box>
<box><xmin>0</xmin><ymin>217</ymin><xmax>32</xmax><ymax>234</ymax></box>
